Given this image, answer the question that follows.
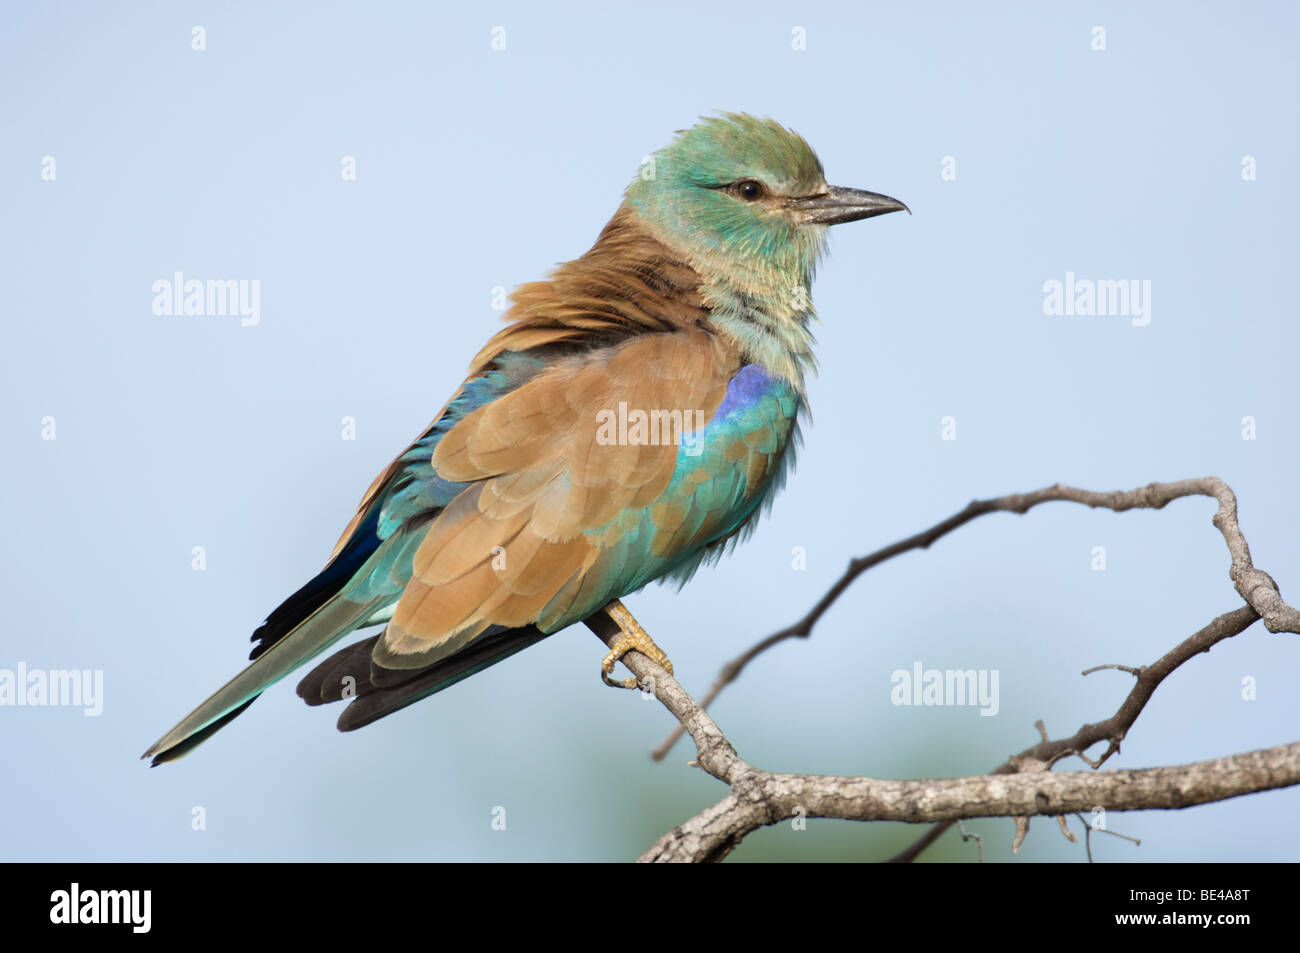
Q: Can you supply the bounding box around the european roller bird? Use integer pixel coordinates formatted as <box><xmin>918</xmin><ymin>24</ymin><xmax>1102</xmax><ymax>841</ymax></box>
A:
<box><xmin>144</xmin><ymin>113</ymin><xmax>907</xmax><ymax>765</ymax></box>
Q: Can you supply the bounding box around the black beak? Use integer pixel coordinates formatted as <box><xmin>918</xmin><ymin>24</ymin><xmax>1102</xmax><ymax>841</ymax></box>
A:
<box><xmin>787</xmin><ymin>186</ymin><xmax>910</xmax><ymax>225</ymax></box>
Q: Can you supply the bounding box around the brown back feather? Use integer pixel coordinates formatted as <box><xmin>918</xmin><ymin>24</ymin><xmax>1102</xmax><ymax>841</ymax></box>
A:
<box><xmin>467</xmin><ymin>208</ymin><xmax>712</xmax><ymax>372</ymax></box>
<box><xmin>327</xmin><ymin>209</ymin><xmax>710</xmax><ymax>564</ymax></box>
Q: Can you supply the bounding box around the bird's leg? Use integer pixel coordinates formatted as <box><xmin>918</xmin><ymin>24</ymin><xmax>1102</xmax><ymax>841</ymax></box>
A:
<box><xmin>597</xmin><ymin>599</ymin><xmax>674</xmax><ymax>689</ymax></box>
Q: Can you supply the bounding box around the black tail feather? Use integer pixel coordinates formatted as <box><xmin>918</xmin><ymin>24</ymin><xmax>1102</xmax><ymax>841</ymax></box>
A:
<box><xmin>296</xmin><ymin>625</ymin><xmax>551</xmax><ymax>731</ymax></box>
<box><xmin>298</xmin><ymin>634</ymin><xmax>381</xmax><ymax>706</ymax></box>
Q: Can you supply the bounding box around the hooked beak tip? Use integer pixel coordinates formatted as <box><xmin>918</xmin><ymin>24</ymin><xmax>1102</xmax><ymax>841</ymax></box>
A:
<box><xmin>790</xmin><ymin>186</ymin><xmax>910</xmax><ymax>226</ymax></box>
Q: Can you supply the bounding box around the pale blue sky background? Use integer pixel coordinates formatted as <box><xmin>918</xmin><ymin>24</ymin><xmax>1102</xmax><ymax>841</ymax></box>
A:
<box><xmin>2</xmin><ymin>1</ymin><xmax>1297</xmax><ymax>861</ymax></box>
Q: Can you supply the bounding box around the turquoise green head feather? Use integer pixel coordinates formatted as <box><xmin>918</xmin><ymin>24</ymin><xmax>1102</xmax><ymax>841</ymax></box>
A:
<box><xmin>624</xmin><ymin>112</ymin><xmax>908</xmax><ymax>389</ymax></box>
<box><xmin>625</xmin><ymin>113</ymin><xmax>830</xmax><ymax>293</ymax></box>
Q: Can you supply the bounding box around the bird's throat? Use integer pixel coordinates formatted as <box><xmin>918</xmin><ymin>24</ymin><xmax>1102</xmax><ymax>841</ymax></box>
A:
<box><xmin>699</xmin><ymin>283</ymin><xmax>817</xmax><ymax>396</ymax></box>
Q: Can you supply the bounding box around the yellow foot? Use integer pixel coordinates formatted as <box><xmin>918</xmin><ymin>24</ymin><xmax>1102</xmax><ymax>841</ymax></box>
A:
<box><xmin>600</xmin><ymin>599</ymin><xmax>674</xmax><ymax>689</ymax></box>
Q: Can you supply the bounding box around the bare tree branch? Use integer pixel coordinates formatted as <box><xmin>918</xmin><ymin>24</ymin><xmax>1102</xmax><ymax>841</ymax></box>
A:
<box><xmin>591</xmin><ymin>600</ymin><xmax>1293</xmax><ymax>863</ymax></box>
<box><xmin>652</xmin><ymin>477</ymin><xmax>1299</xmax><ymax>761</ymax></box>
<box><xmin>593</xmin><ymin>478</ymin><xmax>1300</xmax><ymax>862</ymax></box>
<box><xmin>641</xmin><ymin>741</ymin><xmax>1300</xmax><ymax>863</ymax></box>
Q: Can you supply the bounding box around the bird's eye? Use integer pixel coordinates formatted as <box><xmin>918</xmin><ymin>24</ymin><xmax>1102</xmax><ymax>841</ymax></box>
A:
<box><xmin>733</xmin><ymin>179</ymin><xmax>766</xmax><ymax>201</ymax></box>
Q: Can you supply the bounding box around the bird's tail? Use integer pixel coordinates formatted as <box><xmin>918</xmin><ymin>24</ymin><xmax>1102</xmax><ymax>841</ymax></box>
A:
<box><xmin>142</xmin><ymin>595</ymin><xmax>384</xmax><ymax>766</ymax></box>
<box><xmin>296</xmin><ymin>624</ymin><xmax>551</xmax><ymax>731</ymax></box>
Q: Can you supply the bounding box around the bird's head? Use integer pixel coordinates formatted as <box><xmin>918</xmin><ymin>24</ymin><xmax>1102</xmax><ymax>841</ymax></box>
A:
<box><xmin>624</xmin><ymin>112</ymin><xmax>908</xmax><ymax>301</ymax></box>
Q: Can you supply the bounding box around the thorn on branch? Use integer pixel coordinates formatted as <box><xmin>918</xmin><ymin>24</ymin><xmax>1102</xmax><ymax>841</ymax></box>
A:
<box><xmin>1012</xmin><ymin>816</ymin><xmax>1031</xmax><ymax>853</ymax></box>
<box><xmin>956</xmin><ymin>819</ymin><xmax>984</xmax><ymax>862</ymax></box>
<box><xmin>1083</xmin><ymin>663</ymin><xmax>1143</xmax><ymax>677</ymax></box>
